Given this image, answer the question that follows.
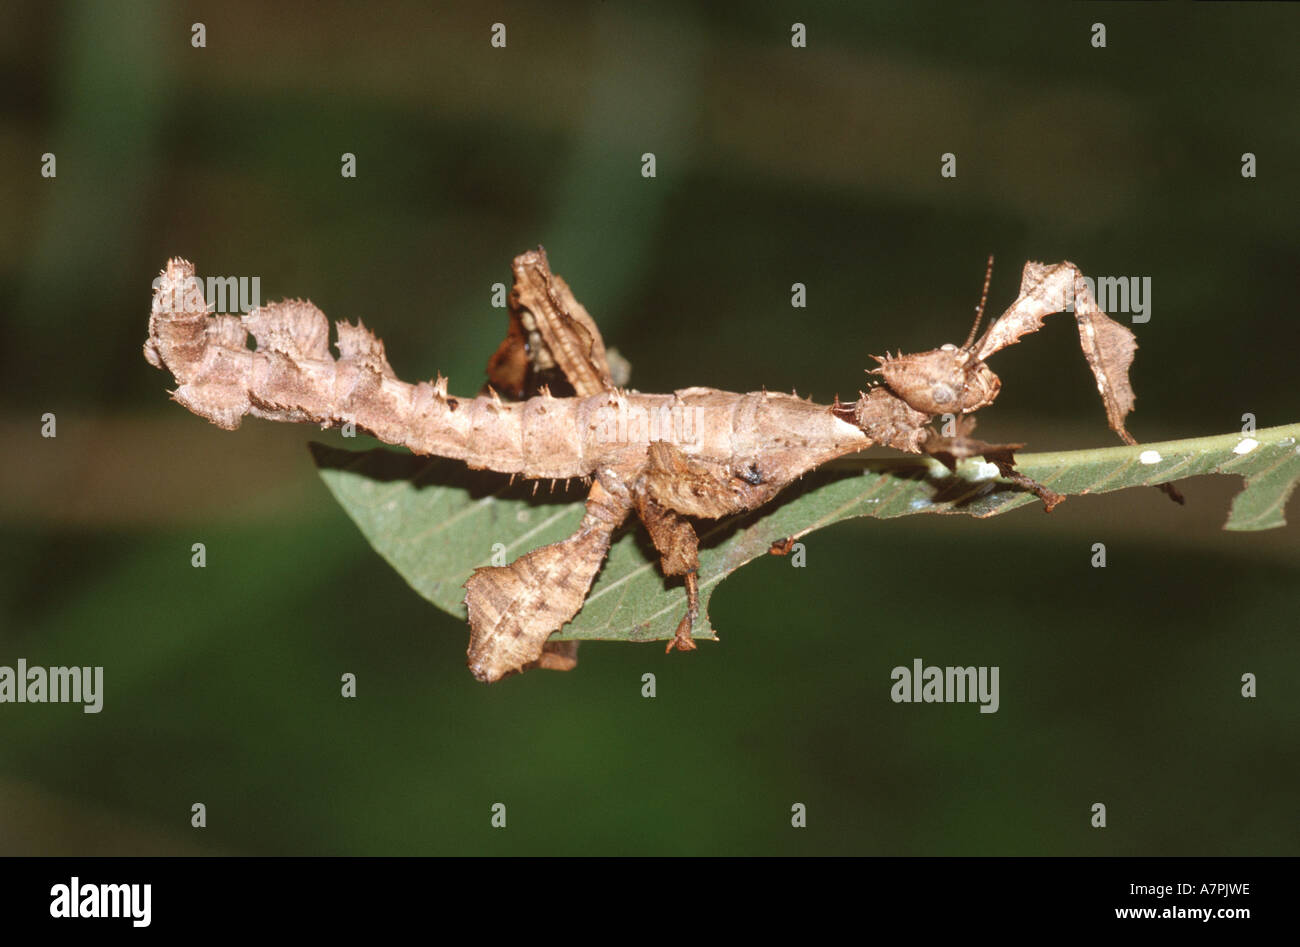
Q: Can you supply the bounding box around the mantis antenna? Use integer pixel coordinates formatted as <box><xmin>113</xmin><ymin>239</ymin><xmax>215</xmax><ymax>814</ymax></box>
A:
<box><xmin>962</xmin><ymin>254</ymin><xmax>995</xmax><ymax>352</ymax></box>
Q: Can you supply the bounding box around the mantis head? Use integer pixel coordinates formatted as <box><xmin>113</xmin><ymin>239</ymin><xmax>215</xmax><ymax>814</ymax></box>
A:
<box><xmin>870</xmin><ymin>344</ymin><xmax>1001</xmax><ymax>416</ymax></box>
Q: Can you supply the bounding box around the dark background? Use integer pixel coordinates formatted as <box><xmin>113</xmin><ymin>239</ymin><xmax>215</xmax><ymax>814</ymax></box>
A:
<box><xmin>1</xmin><ymin>1</ymin><xmax>1296</xmax><ymax>854</ymax></box>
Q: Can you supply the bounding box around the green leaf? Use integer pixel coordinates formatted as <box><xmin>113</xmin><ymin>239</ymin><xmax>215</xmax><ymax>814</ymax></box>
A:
<box><xmin>311</xmin><ymin>422</ymin><xmax>1300</xmax><ymax>643</ymax></box>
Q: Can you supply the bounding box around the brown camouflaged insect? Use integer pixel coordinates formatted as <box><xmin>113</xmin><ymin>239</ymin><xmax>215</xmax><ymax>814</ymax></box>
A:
<box><xmin>145</xmin><ymin>250</ymin><xmax>1174</xmax><ymax>682</ymax></box>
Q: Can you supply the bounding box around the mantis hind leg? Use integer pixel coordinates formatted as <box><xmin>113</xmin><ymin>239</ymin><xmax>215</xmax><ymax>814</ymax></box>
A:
<box><xmin>634</xmin><ymin>492</ymin><xmax>701</xmax><ymax>653</ymax></box>
<box><xmin>464</xmin><ymin>475</ymin><xmax>632</xmax><ymax>682</ymax></box>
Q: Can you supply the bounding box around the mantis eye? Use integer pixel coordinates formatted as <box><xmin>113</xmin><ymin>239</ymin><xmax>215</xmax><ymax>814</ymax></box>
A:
<box><xmin>930</xmin><ymin>383</ymin><xmax>956</xmax><ymax>405</ymax></box>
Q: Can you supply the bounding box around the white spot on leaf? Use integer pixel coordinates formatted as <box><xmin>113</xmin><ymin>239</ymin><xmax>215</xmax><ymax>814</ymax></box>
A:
<box><xmin>1233</xmin><ymin>437</ymin><xmax>1259</xmax><ymax>455</ymax></box>
<box><xmin>973</xmin><ymin>462</ymin><xmax>1000</xmax><ymax>481</ymax></box>
<box><xmin>1139</xmin><ymin>450</ymin><xmax>1162</xmax><ymax>465</ymax></box>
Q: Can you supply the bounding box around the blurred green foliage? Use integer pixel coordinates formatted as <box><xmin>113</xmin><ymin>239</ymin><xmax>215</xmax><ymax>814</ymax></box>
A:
<box><xmin>1</xmin><ymin>0</ymin><xmax>1296</xmax><ymax>854</ymax></box>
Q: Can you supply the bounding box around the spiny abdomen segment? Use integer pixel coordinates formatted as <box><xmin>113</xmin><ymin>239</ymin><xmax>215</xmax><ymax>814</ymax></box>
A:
<box><xmin>144</xmin><ymin>258</ymin><xmax>600</xmax><ymax>476</ymax></box>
